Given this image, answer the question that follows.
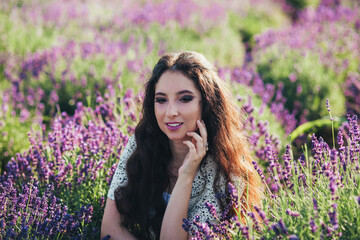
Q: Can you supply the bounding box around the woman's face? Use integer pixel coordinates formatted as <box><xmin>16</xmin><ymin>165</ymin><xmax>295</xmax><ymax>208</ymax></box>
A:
<box><xmin>154</xmin><ymin>71</ymin><xmax>202</xmax><ymax>142</ymax></box>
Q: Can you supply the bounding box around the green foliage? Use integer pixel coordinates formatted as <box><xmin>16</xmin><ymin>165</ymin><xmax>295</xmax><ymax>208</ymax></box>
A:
<box><xmin>286</xmin><ymin>0</ymin><xmax>308</xmax><ymax>10</ymax></box>
<box><xmin>259</xmin><ymin>146</ymin><xmax>360</xmax><ymax>239</ymax></box>
<box><xmin>256</xmin><ymin>48</ymin><xmax>346</xmax><ymax>121</ymax></box>
<box><xmin>228</xmin><ymin>7</ymin><xmax>288</xmax><ymax>50</ymax></box>
<box><xmin>0</xmin><ymin>108</ymin><xmax>40</xmax><ymax>174</ymax></box>
<box><xmin>8</xmin><ymin>40</ymin><xmax>149</xmax><ymax>118</ymax></box>
<box><xmin>52</xmin><ymin>149</ymin><xmax>119</xmax><ymax>238</ymax></box>
<box><xmin>118</xmin><ymin>21</ymin><xmax>246</xmax><ymax>67</ymax></box>
<box><xmin>8</xmin><ymin>94</ymin><xmax>140</xmax><ymax>238</ymax></box>
<box><xmin>164</xmin><ymin>25</ymin><xmax>244</xmax><ymax>67</ymax></box>
<box><xmin>290</xmin><ymin>116</ymin><xmax>346</xmax><ymax>142</ymax></box>
<box><xmin>230</xmin><ymin>81</ymin><xmax>286</xmax><ymax>143</ymax></box>
<box><xmin>0</xmin><ymin>12</ymin><xmax>58</xmax><ymax>56</ymax></box>
<box><xmin>221</xmin><ymin>126</ymin><xmax>360</xmax><ymax>239</ymax></box>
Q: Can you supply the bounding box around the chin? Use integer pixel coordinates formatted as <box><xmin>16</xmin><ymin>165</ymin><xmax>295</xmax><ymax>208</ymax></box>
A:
<box><xmin>167</xmin><ymin>135</ymin><xmax>185</xmax><ymax>141</ymax></box>
<box><xmin>165</xmin><ymin>132</ymin><xmax>187</xmax><ymax>141</ymax></box>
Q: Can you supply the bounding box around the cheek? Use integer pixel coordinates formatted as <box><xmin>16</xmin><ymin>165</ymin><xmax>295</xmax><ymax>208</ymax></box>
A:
<box><xmin>154</xmin><ymin>104</ymin><xmax>164</xmax><ymax>116</ymax></box>
<box><xmin>186</xmin><ymin>106</ymin><xmax>202</xmax><ymax>127</ymax></box>
<box><xmin>195</xmin><ymin>104</ymin><xmax>202</xmax><ymax>120</ymax></box>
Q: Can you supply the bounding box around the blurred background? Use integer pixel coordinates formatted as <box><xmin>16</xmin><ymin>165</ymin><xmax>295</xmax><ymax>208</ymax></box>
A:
<box><xmin>1</xmin><ymin>0</ymin><xmax>359</xmax><ymax>166</ymax></box>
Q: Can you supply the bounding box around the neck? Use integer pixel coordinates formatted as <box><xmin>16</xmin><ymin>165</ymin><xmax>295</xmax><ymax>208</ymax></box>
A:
<box><xmin>169</xmin><ymin>139</ymin><xmax>189</xmax><ymax>169</ymax></box>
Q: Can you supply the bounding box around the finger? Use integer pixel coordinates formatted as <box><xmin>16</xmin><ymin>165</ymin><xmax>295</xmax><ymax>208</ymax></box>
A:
<box><xmin>196</xmin><ymin>120</ymin><xmax>208</xmax><ymax>153</ymax></box>
<box><xmin>183</xmin><ymin>140</ymin><xmax>197</xmax><ymax>155</ymax></box>
<box><xmin>183</xmin><ymin>140</ymin><xmax>203</xmax><ymax>167</ymax></box>
<box><xmin>197</xmin><ymin>120</ymin><xmax>208</xmax><ymax>143</ymax></box>
<box><xmin>186</xmin><ymin>132</ymin><xmax>204</xmax><ymax>153</ymax></box>
<box><xmin>186</xmin><ymin>131</ymin><xmax>203</xmax><ymax>143</ymax></box>
<box><xmin>186</xmin><ymin>133</ymin><xmax>206</xmax><ymax>157</ymax></box>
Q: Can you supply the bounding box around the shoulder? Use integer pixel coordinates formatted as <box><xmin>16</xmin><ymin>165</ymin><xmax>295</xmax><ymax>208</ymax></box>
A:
<box><xmin>194</xmin><ymin>155</ymin><xmax>246</xmax><ymax>196</ymax></box>
<box><xmin>190</xmin><ymin>155</ymin><xmax>226</xmax><ymax>198</ymax></box>
<box><xmin>200</xmin><ymin>155</ymin><xmax>219</xmax><ymax>179</ymax></box>
<box><xmin>106</xmin><ymin>134</ymin><xmax>136</xmax><ymax>200</ymax></box>
<box><xmin>117</xmin><ymin>134</ymin><xmax>137</xmax><ymax>169</ymax></box>
<box><xmin>204</xmin><ymin>155</ymin><xmax>246</xmax><ymax>195</ymax></box>
<box><xmin>194</xmin><ymin>155</ymin><xmax>224</xmax><ymax>188</ymax></box>
<box><xmin>187</xmin><ymin>155</ymin><xmax>225</xmax><ymax>223</ymax></box>
<box><xmin>124</xmin><ymin>134</ymin><xmax>137</xmax><ymax>153</ymax></box>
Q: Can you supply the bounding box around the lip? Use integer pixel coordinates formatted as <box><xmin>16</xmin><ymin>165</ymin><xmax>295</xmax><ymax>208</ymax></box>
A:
<box><xmin>165</xmin><ymin>122</ymin><xmax>183</xmax><ymax>130</ymax></box>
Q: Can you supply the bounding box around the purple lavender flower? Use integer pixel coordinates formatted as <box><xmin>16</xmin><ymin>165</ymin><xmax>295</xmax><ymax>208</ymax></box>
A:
<box><xmin>247</xmin><ymin>212</ymin><xmax>262</xmax><ymax>233</ymax></box>
<box><xmin>313</xmin><ymin>198</ymin><xmax>319</xmax><ymax>212</ymax></box>
<box><xmin>238</xmin><ymin>225</ymin><xmax>249</xmax><ymax>239</ymax></box>
<box><xmin>253</xmin><ymin>1</ymin><xmax>360</xmax><ymax>125</ymax></box>
<box><xmin>344</xmin><ymin>72</ymin><xmax>360</xmax><ymax>116</ymax></box>
<box><xmin>252</xmin><ymin>160</ymin><xmax>265</xmax><ymax>180</ymax></box>
<box><xmin>310</xmin><ymin>217</ymin><xmax>319</xmax><ymax>233</ymax></box>
<box><xmin>254</xmin><ymin>205</ymin><xmax>269</xmax><ymax>225</ymax></box>
<box><xmin>270</xmin><ymin>222</ymin><xmax>280</xmax><ymax>236</ymax></box>
<box><xmin>289</xmin><ymin>235</ymin><xmax>300</xmax><ymax>240</ymax></box>
<box><xmin>182</xmin><ymin>218</ymin><xmax>197</xmax><ymax>237</ymax></box>
<box><xmin>337</xmin><ymin>131</ymin><xmax>345</xmax><ymax>152</ymax></box>
<box><xmin>286</xmin><ymin>208</ymin><xmax>300</xmax><ymax>217</ymax></box>
<box><xmin>230</xmin><ymin>67</ymin><xmax>297</xmax><ymax>134</ymax></box>
<box><xmin>326</xmin><ymin>99</ymin><xmax>331</xmax><ymax>112</ymax></box>
<box><xmin>204</xmin><ymin>202</ymin><xmax>218</xmax><ymax>219</ymax></box>
<box><xmin>101</xmin><ymin>235</ymin><xmax>111</xmax><ymax>240</ymax></box>
<box><xmin>227</xmin><ymin>182</ymin><xmax>239</xmax><ymax>209</ymax></box>
<box><xmin>278</xmin><ymin>219</ymin><xmax>288</xmax><ymax>234</ymax></box>
<box><xmin>329</xmin><ymin>176</ymin><xmax>338</xmax><ymax>196</ymax></box>
<box><xmin>0</xmin><ymin>176</ymin><xmax>96</xmax><ymax>238</ymax></box>
<box><xmin>282</xmin><ymin>144</ymin><xmax>293</xmax><ymax>186</ymax></box>
<box><xmin>328</xmin><ymin>203</ymin><xmax>339</xmax><ymax>230</ymax></box>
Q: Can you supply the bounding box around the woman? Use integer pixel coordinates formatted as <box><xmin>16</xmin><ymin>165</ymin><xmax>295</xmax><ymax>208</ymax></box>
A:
<box><xmin>101</xmin><ymin>51</ymin><xmax>262</xmax><ymax>240</ymax></box>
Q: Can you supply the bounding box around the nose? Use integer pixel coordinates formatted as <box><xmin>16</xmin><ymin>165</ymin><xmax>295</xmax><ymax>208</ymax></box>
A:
<box><xmin>165</xmin><ymin>101</ymin><xmax>179</xmax><ymax>118</ymax></box>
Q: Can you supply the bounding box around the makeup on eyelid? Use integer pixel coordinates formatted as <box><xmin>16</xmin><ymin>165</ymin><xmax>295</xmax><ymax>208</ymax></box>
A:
<box><xmin>155</xmin><ymin>95</ymin><xmax>194</xmax><ymax>104</ymax></box>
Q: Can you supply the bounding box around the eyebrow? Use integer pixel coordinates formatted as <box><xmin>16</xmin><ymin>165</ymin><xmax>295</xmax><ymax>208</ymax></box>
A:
<box><xmin>155</xmin><ymin>90</ymin><xmax>195</xmax><ymax>96</ymax></box>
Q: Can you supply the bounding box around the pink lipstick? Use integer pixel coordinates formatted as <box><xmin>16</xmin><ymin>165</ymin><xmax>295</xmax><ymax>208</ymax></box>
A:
<box><xmin>166</xmin><ymin>122</ymin><xmax>183</xmax><ymax>130</ymax></box>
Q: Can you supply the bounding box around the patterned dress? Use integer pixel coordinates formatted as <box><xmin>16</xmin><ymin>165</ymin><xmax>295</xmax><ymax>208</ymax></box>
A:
<box><xmin>107</xmin><ymin>135</ymin><xmax>245</xmax><ymax>224</ymax></box>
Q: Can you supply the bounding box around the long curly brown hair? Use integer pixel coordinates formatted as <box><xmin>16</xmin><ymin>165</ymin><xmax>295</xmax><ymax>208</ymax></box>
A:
<box><xmin>114</xmin><ymin>51</ymin><xmax>262</xmax><ymax>239</ymax></box>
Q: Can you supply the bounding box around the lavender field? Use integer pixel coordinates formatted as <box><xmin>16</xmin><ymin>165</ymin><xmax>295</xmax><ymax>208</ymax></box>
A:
<box><xmin>0</xmin><ymin>0</ymin><xmax>360</xmax><ymax>239</ymax></box>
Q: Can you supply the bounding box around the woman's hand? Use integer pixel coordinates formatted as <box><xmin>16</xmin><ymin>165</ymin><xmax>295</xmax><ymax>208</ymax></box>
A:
<box><xmin>179</xmin><ymin>120</ymin><xmax>208</xmax><ymax>178</ymax></box>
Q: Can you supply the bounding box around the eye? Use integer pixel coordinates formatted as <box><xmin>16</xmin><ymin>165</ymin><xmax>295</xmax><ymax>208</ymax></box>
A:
<box><xmin>180</xmin><ymin>95</ymin><xmax>194</xmax><ymax>103</ymax></box>
<box><xmin>155</xmin><ymin>98</ymin><xmax>166</xmax><ymax>104</ymax></box>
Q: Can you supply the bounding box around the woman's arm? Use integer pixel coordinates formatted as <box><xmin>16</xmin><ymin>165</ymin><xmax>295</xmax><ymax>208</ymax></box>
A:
<box><xmin>101</xmin><ymin>135</ymin><xmax>137</xmax><ymax>239</ymax></box>
<box><xmin>101</xmin><ymin>198</ymin><xmax>137</xmax><ymax>240</ymax></box>
<box><xmin>160</xmin><ymin>120</ymin><xmax>207</xmax><ymax>240</ymax></box>
<box><xmin>160</xmin><ymin>173</ymin><xmax>194</xmax><ymax>240</ymax></box>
